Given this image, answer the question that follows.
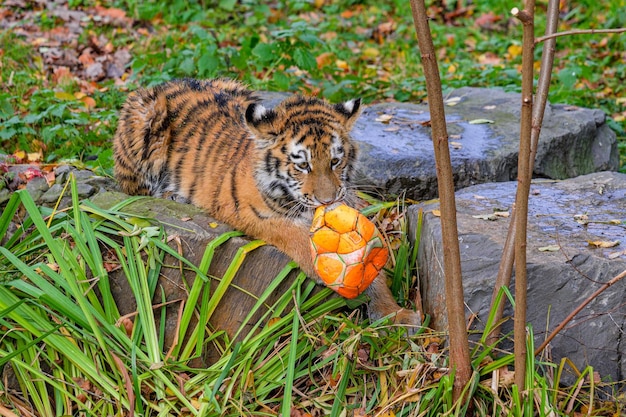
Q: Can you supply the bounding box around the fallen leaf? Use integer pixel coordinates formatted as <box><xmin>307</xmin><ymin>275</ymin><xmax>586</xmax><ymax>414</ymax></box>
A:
<box><xmin>450</xmin><ymin>141</ymin><xmax>462</xmax><ymax>149</ymax></box>
<box><xmin>335</xmin><ymin>59</ymin><xmax>349</xmax><ymax>70</ymax></box>
<box><xmin>507</xmin><ymin>44</ymin><xmax>522</xmax><ymax>59</ymax></box>
<box><xmin>431</xmin><ymin>209</ymin><xmax>441</xmax><ymax>217</ymax></box>
<box><xmin>574</xmin><ymin>214</ymin><xmax>589</xmax><ymax>224</ymax></box>
<box><xmin>444</xmin><ymin>96</ymin><xmax>461</xmax><ymax>106</ymax></box>
<box><xmin>180</xmin><ymin>217</ymin><xmax>192</xmax><ymax>222</ymax></box>
<box><xmin>472</xmin><ymin>213</ymin><xmax>498</xmax><ymax>221</ymax></box>
<box><xmin>27</xmin><ymin>150</ymin><xmax>43</xmax><ymax>162</ymax></box>
<box><xmin>316</xmin><ymin>52</ymin><xmax>334</xmax><ymax>69</ymax></box>
<box><xmin>383</xmin><ymin>126</ymin><xmax>400</xmax><ymax>132</ymax></box>
<box><xmin>538</xmin><ymin>245</ymin><xmax>560</xmax><ymax>252</ymax></box>
<box><xmin>483</xmin><ymin>105</ymin><xmax>496</xmax><ymax>110</ymax></box>
<box><xmin>494</xmin><ymin>211</ymin><xmax>510</xmax><ymax>218</ymax></box>
<box><xmin>608</xmin><ymin>250</ymin><xmax>626</xmax><ymax>259</ymax></box>
<box><xmin>468</xmin><ymin>118</ymin><xmax>495</xmax><ymax>124</ymax></box>
<box><xmin>361</xmin><ymin>47</ymin><xmax>380</xmax><ymax>60</ymax></box>
<box><xmin>475</xmin><ymin>11</ymin><xmax>502</xmax><ymax>29</ymax></box>
<box><xmin>588</xmin><ymin>240</ymin><xmax>620</xmax><ymax>248</ymax></box>
<box><xmin>80</xmin><ymin>96</ymin><xmax>97</xmax><ymax>109</ymax></box>
<box><xmin>375</xmin><ymin>114</ymin><xmax>394</xmax><ymax>123</ymax></box>
<box><xmin>208</xmin><ymin>222</ymin><xmax>218</xmax><ymax>228</ymax></box>
<box><xmin>54</xmin><ymin>91</ymin><xmax>76</xmax><ymax>101</ymax></box>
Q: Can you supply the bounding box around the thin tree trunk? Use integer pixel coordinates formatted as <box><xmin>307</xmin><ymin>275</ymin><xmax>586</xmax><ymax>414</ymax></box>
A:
<box><xmin>487</xmin><ymin>0</ymin><xmax>559</xmax><ymax>346</ymax></box>
<box><xmin>409</xmin><ymin>0</ymin><xmax>471</xmax><ymax>401</ymax></box>
<box><xmin>511</xmin><ymin>2</ymin><xmax>535</xmax><ymax>390</ymax></box>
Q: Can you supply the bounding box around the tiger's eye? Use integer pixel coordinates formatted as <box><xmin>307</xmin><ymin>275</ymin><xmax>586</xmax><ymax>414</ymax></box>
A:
<box><xmin>296</xmin><ymin>161</ymin><xmax>310</xmax><ymax>171</ymax></box>
<box><xmin>330</xmin><ymin>158</ymin><xmax>340</xmax><ymax>167</ymax></box>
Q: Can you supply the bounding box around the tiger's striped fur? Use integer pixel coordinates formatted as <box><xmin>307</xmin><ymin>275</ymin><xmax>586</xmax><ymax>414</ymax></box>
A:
<box><xmin>113</xmin><ymin>78</ymin><xmax>420</xmax><ymax>329</ymax></box>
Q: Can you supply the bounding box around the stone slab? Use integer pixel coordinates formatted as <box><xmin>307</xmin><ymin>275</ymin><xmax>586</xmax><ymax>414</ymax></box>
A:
<box><xmin>410</xmin><ymin>171</ymin><xmax>626</xmax><ymax>384</ymax></box>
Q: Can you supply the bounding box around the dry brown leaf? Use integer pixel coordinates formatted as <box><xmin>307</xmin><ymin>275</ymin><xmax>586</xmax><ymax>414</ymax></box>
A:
<box><xmin>588</xmin><ymin>240</ymin><xmax>620</xmax><ymax>248</ymax></box>
<box><xmin>316</xmin><ymin>52</ymin><xmax>334</xmax><ymax>69</ymax></box>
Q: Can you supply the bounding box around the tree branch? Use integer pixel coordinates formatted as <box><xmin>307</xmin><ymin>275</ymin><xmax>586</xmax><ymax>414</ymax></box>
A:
<box><xmin>535</xmin><ymin>268</ymin><xmax>626</xmax><ymax>356</ymax></box>
<box><xmin>536</xmin><ymin>28</ymin><xmax>626</xmax><ymax>44</ymax></box>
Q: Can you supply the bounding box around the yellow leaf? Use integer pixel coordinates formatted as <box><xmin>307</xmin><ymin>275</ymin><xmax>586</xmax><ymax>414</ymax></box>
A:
<box><xmin>208</xmin><ymin>222</ymin><xmax>218</xmax><ymax>228</ymax></box>
<box><xmin>431</xmin><ymin>209</ymin><xmax>441</xmax><ymax>217</ymax></box>
<box><xmin>447</xmin><ymin>64</ymin><xmax>457</xmax><ymax>74</ymax></box>
<box><xmin>335</xmin><ymin>59</ymin><xmax>349</xmax><ymax>70</ymax></box>
<box><xmin>54</xmin><ymin>91</ymin><xmax>76</xmax><ymax>101</ymax></box>
<box><xmin>362</xmin><ymin>47</ymin><xmax>380</xmax><ymax>60</ymax></box>
<box><xmin>27</xmin><ymin>149</ymin><xmax>43</xmax><ymax>162</ymax></box>
<box><xmin>14</xmin><ymin>150</ymin><xmax>26</xmax><ymax>160</ymax></box>
<box><xmin>507</xmin><ymin>44</ymin><xmax>522</xmax><ymax>58</ymax></box>
<box><xmin>588</xmin><ymin>240</ymin><xmax>620</xmax><ymax>248</ymax></box>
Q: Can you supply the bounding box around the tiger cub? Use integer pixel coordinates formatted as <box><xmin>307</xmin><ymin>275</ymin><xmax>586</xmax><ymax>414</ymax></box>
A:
<box><xmin>113</xmin><ymin>78</ymin><xmax>420</xmax><ymax>329</ymax></box>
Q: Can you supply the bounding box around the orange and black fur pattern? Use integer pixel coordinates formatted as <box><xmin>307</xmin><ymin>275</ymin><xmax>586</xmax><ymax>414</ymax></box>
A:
<box><xmin>113</xmin><ymin>78</ymin><xmax>420</xmax><ymax>329</ymax></box>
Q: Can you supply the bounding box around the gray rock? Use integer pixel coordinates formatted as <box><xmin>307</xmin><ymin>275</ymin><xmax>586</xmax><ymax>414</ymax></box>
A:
<box><xmin>54</xmin><ymin>165</ymin><xmax>73</xmax><ymax>185</ymax></box>
<box><xmin>90</xmin><ymin>192</ymin><xmax>325</xmax><ymax>366</ymax></box>
<box><xmin>348</xmin><ymin>87</ymin><xmax>618</xmax><ymax>200</ymax></box>
<box><xmin>0</xmin><ymin>188</ymin><xmax>10</xmax><ymax>206</ymax></box>
<box><xmin>410</xmin><ymin>171</ymin><xmax>626</xmax><ymax>384</ymax></box>
<box><xmin>53</xmin><ymin>165</ymin><xmax>94</xmax><ymax>184</ymax></box>
<box><xmin>25</xmin><ymin>176</ymin><xmax>50</xmax><ymax>202</ymax></box>
<box><xmin>40</xmin><ymin>183</ymin><xmax>65</xmax><ymax>204</ymax></box>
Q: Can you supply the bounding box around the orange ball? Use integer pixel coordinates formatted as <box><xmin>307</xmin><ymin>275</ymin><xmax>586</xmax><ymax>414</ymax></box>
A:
<box><xmin>309</xmin><ymin>203</ymin><xmax>389</xmax><ymax>298</ymax></box>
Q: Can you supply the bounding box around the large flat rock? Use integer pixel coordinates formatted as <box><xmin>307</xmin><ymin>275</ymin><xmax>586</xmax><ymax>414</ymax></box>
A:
<box><xmin>350</xmin><ymin>87</ymin><xmax>618</xmax><ymax>200</ymax></box>
<box><xmin>410</xmin><ymin>171</ymin><xmax>626</xmax><ymax>384</ymax></box>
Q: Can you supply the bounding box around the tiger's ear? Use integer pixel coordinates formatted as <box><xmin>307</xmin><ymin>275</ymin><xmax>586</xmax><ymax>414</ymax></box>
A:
<box><xmin>333</xmin><ymin>98</ymin><xmax>362</xmax><ymax>131</ymax></box>
<box><xmin>245</xmin><ymin>103</ymin><xmax>278</xmax><ymax>138</ymax></box>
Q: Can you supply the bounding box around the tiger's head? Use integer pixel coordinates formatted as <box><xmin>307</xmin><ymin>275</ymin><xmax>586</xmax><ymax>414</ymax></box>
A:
<box><xmin>245</xmin><ymin>95</ymin><xmax>361</xmax><ymax>221</ymax></box>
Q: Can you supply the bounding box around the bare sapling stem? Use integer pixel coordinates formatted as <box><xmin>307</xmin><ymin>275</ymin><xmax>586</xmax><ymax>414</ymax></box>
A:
<box><xmin>512</xmin><ymin>1</ymin><xmax>535</xmax><ymax>390</ymax></box>
<box><xmin>487</xmin><ymin>0</ymin><xmax>559</xmax><ymax>347</ymax></box>
<box><xmin>535</xmin><ymin>269</ymin><xmax>626</xmax><ymax>356</ymax></box>
<box><xmin>536</xmin><ymin>27</ymin><xmax>626</xmax><ymax>44</ymax></box>
<box><xmin>409</xmin><ymin>0</ymin><xmax>472</xmax><ymax>401</ymax></box>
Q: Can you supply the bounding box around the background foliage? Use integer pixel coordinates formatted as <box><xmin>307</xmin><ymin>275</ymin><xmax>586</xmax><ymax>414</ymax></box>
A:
<box><xmin>0</xmin><ymin>0</ymin><xmax>625</xmax><ymax>173</ymax></box>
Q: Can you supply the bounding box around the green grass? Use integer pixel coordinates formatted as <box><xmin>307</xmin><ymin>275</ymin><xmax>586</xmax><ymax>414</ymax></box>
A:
<box><xmin>1</xmin><ymin>1</ymin><xmax>625</xmax><ymax>414</ymax></box>
<box><xmin>0</xmin><ymin>0</ymin><xmax>625</xmax><ymax>172</ymax></box>
<box><xmin>1</xmin><ymin>179</ymin><xmax>623</xmax><ymax>415</ymax></box>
